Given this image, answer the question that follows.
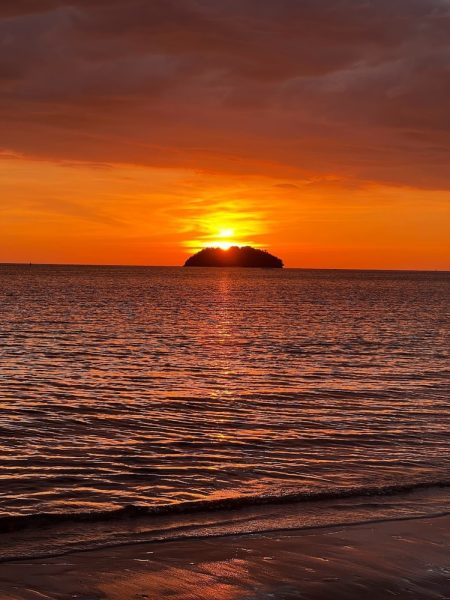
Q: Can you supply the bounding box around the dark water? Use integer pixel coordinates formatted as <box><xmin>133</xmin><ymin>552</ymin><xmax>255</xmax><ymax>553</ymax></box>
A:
<box><xmin>0</xmin><ymin>265</ymin><xmax>449</xmax><ymax>559</ymax></box>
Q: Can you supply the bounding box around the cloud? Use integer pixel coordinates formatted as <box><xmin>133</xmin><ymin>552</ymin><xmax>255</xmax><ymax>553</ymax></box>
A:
<box><xmin>0</xmin><ymin>0</ymin><xmax>449</xmax><ymax>188</ymax></box>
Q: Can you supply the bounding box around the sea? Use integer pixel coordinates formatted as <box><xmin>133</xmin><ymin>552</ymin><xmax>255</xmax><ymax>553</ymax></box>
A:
<box><xmin>0</xmin><ymin>264</ymin><xmax>449</xmax><ymax>561</ymax></box>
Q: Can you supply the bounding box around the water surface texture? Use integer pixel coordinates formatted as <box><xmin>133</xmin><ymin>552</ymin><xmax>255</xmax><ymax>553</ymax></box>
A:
<box><xmin>1</xmin><ymin>265</ymin><xmax>449</xmax><ymax>520</ymax></box>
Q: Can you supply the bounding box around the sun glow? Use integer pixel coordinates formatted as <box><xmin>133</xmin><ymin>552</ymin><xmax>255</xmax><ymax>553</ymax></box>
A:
<box><xmin>218</xmin><ymin>228</ymin><xmax>234</xmax><ymax>239</ymax></box>
<box><xmin>212</xmin><ymin>228</ymin><xmax>235</xmax><ymax>250</ymax></box>
<box><xmin>214</xmin><ymin>240</ymin><xmax>234</xmax><ymax>250</ymax></box>
<box><xmin>197</xmin><ymin>221</ymin><xmax>241</xmax><ymax>250</ymax></box>
<box><xmin>182</xmin><ymin>205</ymin><xmax>266</xmax><ymax>254</ymax></box>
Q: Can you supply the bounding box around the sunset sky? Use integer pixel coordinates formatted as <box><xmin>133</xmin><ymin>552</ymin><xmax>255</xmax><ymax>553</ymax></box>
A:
<box><xmin>1</xmin><ymin>0</ymin><xmax>449</xmax><ymax>268</ymax></box>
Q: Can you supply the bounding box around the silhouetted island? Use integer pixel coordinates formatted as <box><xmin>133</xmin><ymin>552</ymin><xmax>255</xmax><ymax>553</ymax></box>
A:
<box><xmin>184</xmin><ymin>246</ymin><xmax>283</xmax><ymax>268</ymax></box>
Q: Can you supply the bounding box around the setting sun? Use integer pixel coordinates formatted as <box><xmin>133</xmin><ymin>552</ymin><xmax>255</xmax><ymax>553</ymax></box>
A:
<box><xmin>212</xmin><ymin>228</ymin><xmax>235</xmax><ymax>250</ymax></box>
<box><xmin>182</xmin><ymin>207</ymin><xmax>268</xmax><ymax>257</ymax></box>
<box><xmin>214</xmin><ymin>241</ymin><xmax>233</xmax><ymax>250</ymax></box>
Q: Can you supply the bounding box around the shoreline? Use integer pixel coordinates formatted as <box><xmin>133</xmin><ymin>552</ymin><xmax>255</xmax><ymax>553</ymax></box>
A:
<box><xmin>1</xmin><ymin>512</ymin><xmax>449</xmax><ymax>599</ymax></box>
<box><xmin>1</xmin><ymin>484</ymin><xmax>449</xmax><ymax>564</ymax></box>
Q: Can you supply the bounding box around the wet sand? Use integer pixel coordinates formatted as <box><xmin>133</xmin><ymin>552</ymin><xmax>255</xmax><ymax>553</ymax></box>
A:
<box><xmin>0</xmin><ymin>514</ymin><xmax>449</xmax><ymax>600</ymax></box>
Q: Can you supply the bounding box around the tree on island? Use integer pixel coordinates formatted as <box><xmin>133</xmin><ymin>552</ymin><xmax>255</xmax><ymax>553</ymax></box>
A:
<box><xmin>184</xmin><ymin>246</ymin><xmax>283</xmax><ymax>268</ymax></box>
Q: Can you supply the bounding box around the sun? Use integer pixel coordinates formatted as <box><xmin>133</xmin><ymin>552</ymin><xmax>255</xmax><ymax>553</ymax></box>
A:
<box><xmin>211</xmin><ymin>227</ymin><xmax>236</xmax><ymax>250</ymax></box>
<box><xmin>184</xmin><ymin>214</ymin><xmax>263</xmax><ymax>252</ymax></box>
<box><xmin>215</xmin><ymin>241</ymin><xmax>233</xmax><ymax>250</ymax></box>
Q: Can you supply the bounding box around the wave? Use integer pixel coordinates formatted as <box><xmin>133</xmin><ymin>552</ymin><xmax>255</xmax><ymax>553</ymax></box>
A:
<box><xmin>1</xmin><ymin>479</ymin><xmax>450</xmax><ymax>564</ymax></box>
<box><xmin>2</xmin><ymin>479</ymin><xmax>449</xmax><ymax>534</ymax></box>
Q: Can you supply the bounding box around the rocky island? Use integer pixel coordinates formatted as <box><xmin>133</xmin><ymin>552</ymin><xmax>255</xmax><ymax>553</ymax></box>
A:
<box><xmin>184</xmin><ymin>246</ymin><xmax>283</xmax><ymax>268</ymax></box>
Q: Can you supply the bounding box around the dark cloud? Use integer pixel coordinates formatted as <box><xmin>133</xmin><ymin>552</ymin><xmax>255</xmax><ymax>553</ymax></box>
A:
<box><xmin>0</xmin><ymin>0</ymin><xmax>449</xmax><ymax>188</ymax></box>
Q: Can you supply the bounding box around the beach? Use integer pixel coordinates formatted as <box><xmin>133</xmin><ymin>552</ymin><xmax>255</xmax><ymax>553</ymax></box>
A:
<box><xmin>1</xmin><ymin>513</ymin><xmax>449</xmax><ymax>599</ymax></box>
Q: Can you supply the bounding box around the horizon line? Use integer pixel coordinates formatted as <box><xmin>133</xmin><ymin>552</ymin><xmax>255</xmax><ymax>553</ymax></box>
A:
<box><xmin>1</xmin><ymin>262</ymin><xmax>448</xmax><ymax>273</ymax></box>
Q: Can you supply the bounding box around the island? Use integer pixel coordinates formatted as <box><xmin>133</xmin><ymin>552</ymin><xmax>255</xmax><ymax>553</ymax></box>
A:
<box><xmin>184</xmin><ymin>246</ymin><xmax>283</xmax><ymax>268</ymax></box>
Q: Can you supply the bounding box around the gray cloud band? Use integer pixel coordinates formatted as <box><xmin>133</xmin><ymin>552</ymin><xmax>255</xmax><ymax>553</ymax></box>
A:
<box><xmin>0</xmin><ymin>0</ymin><xmax>449</xmax><ymax>188</ymax></box>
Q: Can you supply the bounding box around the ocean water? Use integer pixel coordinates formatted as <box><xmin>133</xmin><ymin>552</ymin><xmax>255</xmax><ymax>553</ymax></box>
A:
<box><xmin>0</xmin><ymin>264</ymin><xmax>449</xmax><ymax>559</ymax></box>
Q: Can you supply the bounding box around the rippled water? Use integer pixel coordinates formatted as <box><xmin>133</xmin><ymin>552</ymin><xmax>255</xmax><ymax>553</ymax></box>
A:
<box><xmin>0</xmin><ymin>265</ymin><xmax>449</xmax><ymax>524</ymax></box>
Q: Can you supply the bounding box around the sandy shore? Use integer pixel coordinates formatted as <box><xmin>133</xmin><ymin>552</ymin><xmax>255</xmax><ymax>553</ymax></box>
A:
<box><xmin>0</xmin><ymin>514</ymin><xmax>449</xmax><ymax>599</ymax></box>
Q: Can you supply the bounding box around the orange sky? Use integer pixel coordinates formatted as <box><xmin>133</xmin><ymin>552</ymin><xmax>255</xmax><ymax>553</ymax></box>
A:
<box><xmin>1</xmin><ymin>1</ymin><xmax>449</xmax><ymax>269</ymax></box>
